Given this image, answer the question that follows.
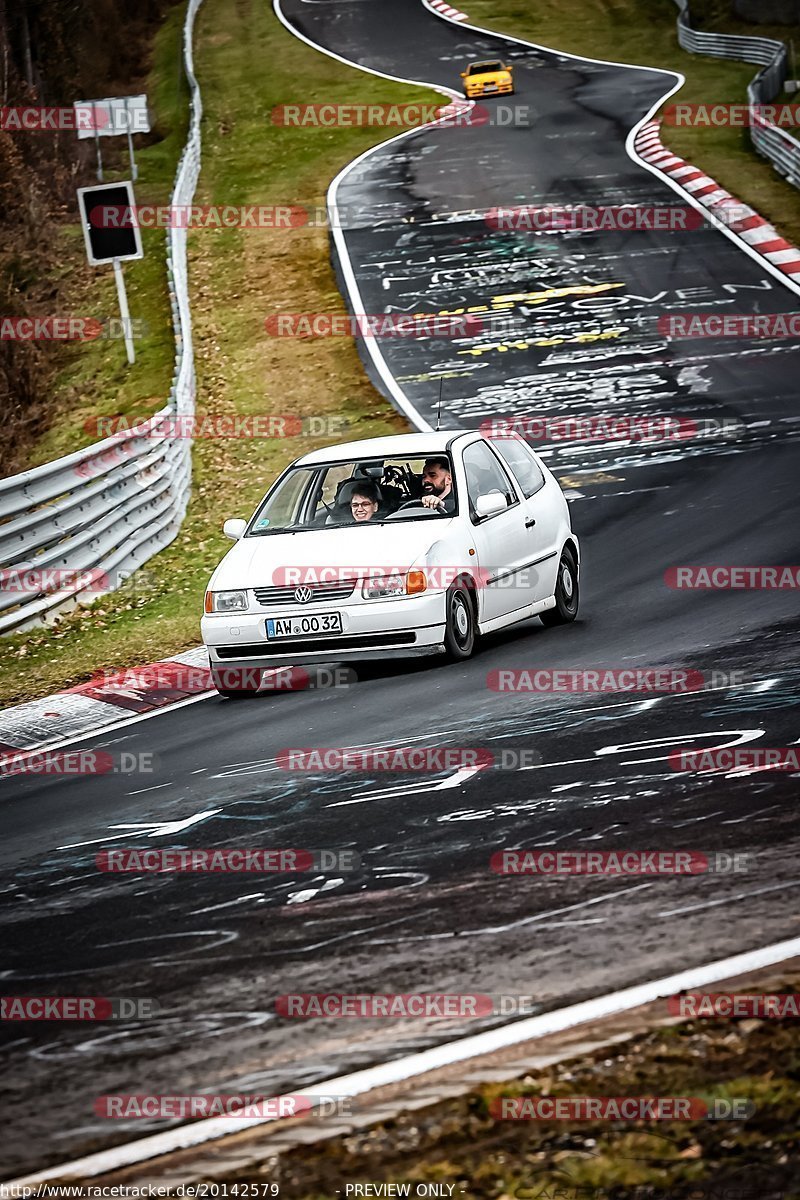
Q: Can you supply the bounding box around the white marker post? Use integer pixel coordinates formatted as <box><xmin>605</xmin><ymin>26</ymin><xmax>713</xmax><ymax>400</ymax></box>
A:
<box><xmin>92</xmin><ymin>101</ymin><xmax>104</xmax><ymax>181</ymax></box>
<box><xmin>76</xmin><ymin>181</ymin><xmax>144</xmax><ymax>369</ymax></box>
<box><xmin>113</xmin><ymin>259</ymin><xmax>135</xmax><ymax>365</ymax></box>
<box><xmin>124</xmin><ymin>98</ymin><xmax>138</xmax><ymax>180</ymax></box>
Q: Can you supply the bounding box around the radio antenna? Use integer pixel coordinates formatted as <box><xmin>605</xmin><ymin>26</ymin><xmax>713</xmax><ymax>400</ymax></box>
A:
<box><xmin>436</xmin><ymin>377</ymin><xmax>444</xmax><ymax>431</ymax></box>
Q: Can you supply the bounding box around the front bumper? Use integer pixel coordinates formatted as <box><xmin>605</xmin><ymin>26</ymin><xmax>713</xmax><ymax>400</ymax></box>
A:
<box><xmin>202</xmin><ymin>591</ymin><xmax>447</xmax><ymax>669</ymax></box>
<box><xmin>466</xmin><ymin>82</ymin><xmax>514</xmax><ymax>96</ymax></box>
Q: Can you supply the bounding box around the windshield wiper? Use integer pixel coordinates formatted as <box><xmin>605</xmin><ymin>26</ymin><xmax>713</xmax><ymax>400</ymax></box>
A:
<box><xmin>248</xmin><ymin>523</ymin><xmax>317</xmax><ymax>536</ymax></box>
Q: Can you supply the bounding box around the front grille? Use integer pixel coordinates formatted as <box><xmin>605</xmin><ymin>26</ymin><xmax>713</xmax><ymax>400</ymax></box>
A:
<box><xmin>216</xmin><ymin>632</ymin><xmax>417</xmax><ymax>658</ymax></box>
<box><xmin>253</xmin><ymin>578</ymin><xmax>357</xmax><ymax>606</ymax></box>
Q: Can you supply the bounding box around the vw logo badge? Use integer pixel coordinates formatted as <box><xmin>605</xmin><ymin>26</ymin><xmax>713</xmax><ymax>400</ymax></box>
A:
<box><xmin>294</xmin><ymin>586</ymin><xmax>313</xmax><ymax>604</ymax></box>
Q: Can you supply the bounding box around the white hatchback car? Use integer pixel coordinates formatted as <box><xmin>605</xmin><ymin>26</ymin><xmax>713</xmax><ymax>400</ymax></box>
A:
<box><xmin>202</xmin><ymin>431</ymin><xmax>579</xmax><ymax>696</ymax></box>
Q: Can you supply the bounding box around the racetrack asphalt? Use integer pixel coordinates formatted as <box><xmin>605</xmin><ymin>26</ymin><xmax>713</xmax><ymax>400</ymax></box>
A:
<box><xmin>1</xmin><ymin>0</ymin><xmax>799</xmax><ymax>1178</ymax></box>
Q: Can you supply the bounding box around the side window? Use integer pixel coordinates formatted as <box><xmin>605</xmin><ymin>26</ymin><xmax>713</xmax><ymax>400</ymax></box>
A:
<box><xmin>491</xmin><ymin>436</ymin><xmax>545</xmax><ymax>498</ymax></box>
<box><xmin>318</xmin><ymin>465</ymin><xmax>355</xmax><ymax>509</ymax></box>
<box><xmin>462</xmin><ymin>441</ymin><xmax>517</xmax><ymax>522</ymax></box>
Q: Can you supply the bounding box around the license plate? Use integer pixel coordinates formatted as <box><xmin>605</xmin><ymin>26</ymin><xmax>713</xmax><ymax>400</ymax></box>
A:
<box><xmin>266</xmin><ymin>612</ymin><xmax>343</xmax><ymax>639</ymax></box>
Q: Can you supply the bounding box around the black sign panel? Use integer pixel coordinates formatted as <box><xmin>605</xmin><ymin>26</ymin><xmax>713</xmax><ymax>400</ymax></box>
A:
<box><xmin>76</xmin><ymin>182</ymin><xmax>142</xmax><ymax>265</ymax></box>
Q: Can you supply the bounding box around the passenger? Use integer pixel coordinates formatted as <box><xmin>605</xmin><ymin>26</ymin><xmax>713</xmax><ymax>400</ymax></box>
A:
<box><xmin>420</xmin><ymin>457</ymin><xmax>455</xmax><ymax>514</ymax></box>
<box><xmin>350</xmin><ymin>481</ymin><xmax>381</xmax><ymax>522</ymax></box>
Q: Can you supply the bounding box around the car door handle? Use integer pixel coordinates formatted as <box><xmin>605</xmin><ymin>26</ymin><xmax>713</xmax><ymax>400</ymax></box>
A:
<box><xmin>525</xmin><ymin>517</ymin><xmax>537</xmax><ymax>528</ymax></box>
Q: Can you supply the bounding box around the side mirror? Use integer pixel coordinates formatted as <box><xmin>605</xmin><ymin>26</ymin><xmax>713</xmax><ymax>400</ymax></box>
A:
<box><xmin>460</xmin><ymin>71</ymin><xmax>467</xmax><ymax>77</ymax></box>
<box><xmin>223</xmin><ymin>518</ymin><xmax>247</xmax><ymax>540</ymax></box>
<box><xmin>475</xmin><ymin>492</ymin><xmax>507</xmax><ymax>519</ymax></box>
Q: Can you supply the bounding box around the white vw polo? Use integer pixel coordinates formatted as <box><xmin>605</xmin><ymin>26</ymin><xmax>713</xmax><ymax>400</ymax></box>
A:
<box><xmin>202</xmin><ymin>431</ymin><xmax>579</xmax><ymax>696</ymax></box>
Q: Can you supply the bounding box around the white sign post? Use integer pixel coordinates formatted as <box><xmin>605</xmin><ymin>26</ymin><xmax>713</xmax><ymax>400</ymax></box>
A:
<box><xmin>113</xmin><ymin>259</ymin><xmax>136</xmax><ymax>365</ymax></box>
<box><xmin>76</xmin><ymin>180</ymin><xmax>144</xmax><ymax>366</ymax></box>
<box><xmin>74</xmin><ymin>95</ymin><xmax>151</xmax><ymax>181</ymax></box>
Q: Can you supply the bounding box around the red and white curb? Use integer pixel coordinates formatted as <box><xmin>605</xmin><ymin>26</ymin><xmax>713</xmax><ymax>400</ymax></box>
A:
<box><xmin>635</xmin><ymin>119</ymin><xmax>800</xmax><ymax>277</ymax></box>
<box><xmin>436</xmin><ymin>97</ymin><xmax>474</xmax><ymax>121</ymax></box>
<box><xmin>429</xmin><ymin>0</ymin><xmax>469</xmax><ymax>21</ymax></box>
<box><xmin>0</xmin><ymin>647</ymin><xmax>214</xmax><ymax>761</ymax></box>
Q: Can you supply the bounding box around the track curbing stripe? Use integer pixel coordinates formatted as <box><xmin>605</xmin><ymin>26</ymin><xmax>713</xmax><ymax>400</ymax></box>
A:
<box><xmin>634</xmin><ymin>119</ymin><xmax>800</xmax><ymax>279</ymax></box>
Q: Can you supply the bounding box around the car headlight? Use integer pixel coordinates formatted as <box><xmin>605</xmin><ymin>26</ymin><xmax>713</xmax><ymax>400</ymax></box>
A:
<box><xmin>363</xmin><ymin>574</ymin><xmax>406</xmax><ymax>599</ymax></box>
<box><xmin>205</xmin><ymin>589</ymin><xmax>248</xmax><ymax>613</ymax></box>
<box><xmin>362</xmin><ymin>571</ymin><xmax>428</xmax><ymax>599</ymax></box>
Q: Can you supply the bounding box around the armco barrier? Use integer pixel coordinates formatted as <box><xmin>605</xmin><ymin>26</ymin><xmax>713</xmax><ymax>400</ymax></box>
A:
<box><xmin>0</xmin><ymin>0</ymin><xmax>205</xmax><ymax>636</ymax></box>
<box><xmin>670</xmin><ymin>0</ymin><xmax>800</xmax><ymax>187</ymax></box>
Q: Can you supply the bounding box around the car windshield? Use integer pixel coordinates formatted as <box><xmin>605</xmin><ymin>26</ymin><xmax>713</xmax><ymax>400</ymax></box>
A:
<box><xmin>470</xmin><ymin>61</ymin><xmax>503</xmax><ymax>73</ymax></box>
<box><xmin>246</xmin><ymin>455</ymin><xmax>457</xmax><ymax>534</ymax></box>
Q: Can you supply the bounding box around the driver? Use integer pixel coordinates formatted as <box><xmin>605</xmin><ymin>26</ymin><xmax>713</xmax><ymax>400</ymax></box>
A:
<box><xmin>420</xmin><ymin>457</ymin><xmax>455</xmax><ymax>514</ymax></box>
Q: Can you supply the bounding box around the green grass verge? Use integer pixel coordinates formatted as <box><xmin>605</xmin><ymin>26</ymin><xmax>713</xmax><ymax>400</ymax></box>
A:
<box><xmin>0</xmin><ymin>0</ymin><xmax>438</xmax><ymax>707</ymax></box>
<box><xmin>466</xmin><ymin>0</ymin><xmax>800</xmax><ymax>246</ymax></box>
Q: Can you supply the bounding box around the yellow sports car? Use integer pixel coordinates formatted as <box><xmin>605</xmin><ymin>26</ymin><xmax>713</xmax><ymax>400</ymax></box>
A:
<box><xmin>460</xmin><ymin>60</ymin><xmax>514</xmax><ymax>98</ymax></box>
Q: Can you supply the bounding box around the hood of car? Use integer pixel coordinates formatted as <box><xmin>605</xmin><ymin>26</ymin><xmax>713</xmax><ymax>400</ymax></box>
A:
<box><xmin>210</xmin><ymin>521</ymin><xmax>454</xmax><ymax>589</ymax></box>
<box><xmin>470</xmin><ymin>68</ymin><xmax>510</xmax><ymax>82</ymax></box>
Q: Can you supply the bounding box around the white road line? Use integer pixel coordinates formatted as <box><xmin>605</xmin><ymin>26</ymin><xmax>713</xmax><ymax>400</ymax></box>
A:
<box><xmin>331</xmin><ymin>763</ymin><xmax>487</xmax><ymax>805</ymax></box>
<box><xmin>658</xmin><ymin>877</ymin><xmax>800</xmax><ymax>918</ymax></box>
<box><xmin>273</xmin><ymin>0</ymin><xmax>476</xmax><ymax>431</ymax></box>
<box><xmin>9</xmin><ymin>935</ymin><xmax>800</xmax><ymax>1185</ymax></box>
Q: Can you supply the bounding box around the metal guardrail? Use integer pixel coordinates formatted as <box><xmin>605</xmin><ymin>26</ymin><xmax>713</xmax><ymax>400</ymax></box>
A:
<box><xmin>0</xmin><ymin>0</ymin><xmax>205</xmax><ymax>636</ymax></box>
<box><xmin>671</xmin><ymin>0</ymin><xmax>800</xmax><ymax>187</ymax></box>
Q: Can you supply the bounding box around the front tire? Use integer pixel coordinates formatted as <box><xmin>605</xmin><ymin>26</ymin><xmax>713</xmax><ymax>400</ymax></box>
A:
<box><xmin>444</xmin><ymin>584</ymin><xmax>476</xmax><ymax>660</ymax></box>
<box><xmin>540</xmin><ymin>547</ymin><xmax>579</xmax><ymax>627</ymax></box>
